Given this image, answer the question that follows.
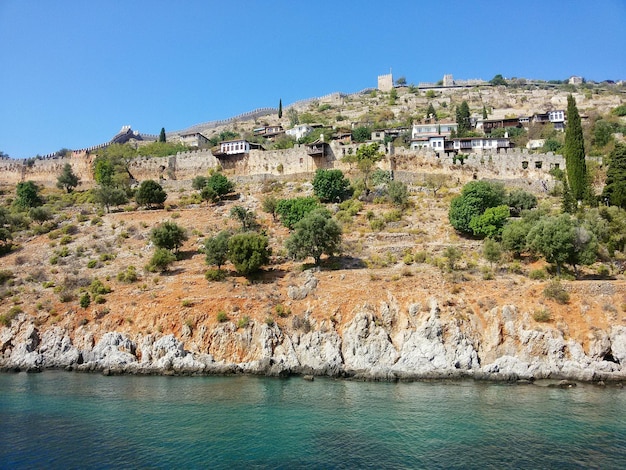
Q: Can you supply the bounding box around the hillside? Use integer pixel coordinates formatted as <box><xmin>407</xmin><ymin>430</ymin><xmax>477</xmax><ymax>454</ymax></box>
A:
<box><xmin>1</xmin><ymin>81</ymin><xmax>626</xmax><ymax>382</ymax></box>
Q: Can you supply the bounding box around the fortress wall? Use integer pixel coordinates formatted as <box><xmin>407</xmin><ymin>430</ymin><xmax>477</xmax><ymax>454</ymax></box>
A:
<box><xmin>0</xmin><ymin>152</ymin><xmax>95</xmax><ymax>187</ymax></box>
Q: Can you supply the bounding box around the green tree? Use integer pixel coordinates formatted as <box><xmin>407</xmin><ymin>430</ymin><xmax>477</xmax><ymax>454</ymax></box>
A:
<box><xmin>312</xmin><ymin>169</ymin><xmax>351</xmax><ymax>203</ymax></box>
<box><xmin>92</xmin><ymin>144</ymin><xmax>137</xmax><ymax>188</ymax></box>
<box><xmin>56</xmin><ymin>163</ymin><xmax>80</xmax><ymax>193</ymax></box>
<box><xmin>387</xmin><ymin>181</ymin><xmax>409</xmax><ymax>207</ymax></box>
<box><xmin>395</xmin><ymin>76</ymin><xmax>407</xmax><ymax>86</ymax></box>
<box><xmin>0</xmin><ymin>227</ymin><xmax>13</xmax><ymax>255</ymax></box>
<box><xmin>506</xmin><ymin>189</ymin><xmax>537</xmax><ymax>217</ymax></box>
<box><xmin>200</xmin><ymin>186</ymin><xmax>219</xmax><ymax>205</ymax></box>
<box><xmin>14</xmin><ymin>181</ymin><xmax>42</xmax><ymax>210</ymax></box>
<box><xmin>150</xmin><ymin>221</ymin><xmax>188</xmax><ymax>253</ymax></box>
<box><xmin>28</xmin><ymin>206</ymin><xmax>52</xmax><ymax>225</ymax></box>
<box><xmin>501</xmin><ymin>219</ymin><xmax>532</xmax><ymax>257</ymax></box>
<box><xmin>469</xmin><ymin>205</ymin><xmax>510</xmax><ymax>239</ymax></box>
<box><xmin>593</xmin><ymin>120</ymin><xmax>613</xmax><ymax>148</ymax></box>
<box><xmin>483</xmin><ymin>239</ymin><xmax>502</xmax><ymax>268</ymax></box>
<box><xmin>490</xmin><ymin>74</ymin><xmax>507</xmax><ymax>86</ymax></box>
<box><xmin>287</xmin><ymin>108</ymin><xmax>299</xmax><ymax>127</ymax></box>
<box><xmin>276</xmin><ymin>197</ymin><xmax>320</xmax><ymax>229</ymax></box>
<box><xmin>230</xmin><ymin>206</ymin><xmax>257</xmax><ymax>232</ymax></box>
<box><xmin>93</xmin><ymin>186</ymin><xmax>128</xmax><ymax>213</ymax></box>
<box><xmin>426</xmin><ymin>103</ymin><xmax>437</xmax><ymax>120</ymax></box>
<box><xmin>135</xmin><ymin>180</ymin><xmax>167</xmax><ymax>208</ymax></box>
<box><xmin>147</xmin><ymin>248</ymin><xmax>177</xmax><ymax>272</ymax></box>
<box><xmin>228</xmin><ymin>232</ymin><xmax>270</xmax><ymax>275</ymax></box>
<box><xmin>278</xmin><ymin>99</ymin><xmax>283</xmax><ymax>119</ymax></box>
<box><xmin>192</xmin><ymin>175</ymin><xmax>208</xmax><ymax>190</ymax></box>
<box><xmin>482</xmin><ymin>105</ymin><xmax>488</xmax><ymax>119</ymax></box>
<box><xmin>443</xmin><ymin>246</ymin><xmax>462</xmax><ymax>271</ymax></box>
<box><xmin>602</xmin><ymin>143</ymin><xmax>626</xmax><ymax>209</ymax></box>
<box><xmin>456</xmin><ymin>101</ymin><xmax>471</xmax><ymax>137</ymax></box>
<box><xmin>137</xmin><ymin>141</ymin><xmax>187</xmax><ymax>157</ymax></box>
<box><xmin>343</xmin><ymin>143</ymin><xmax>384</xmax><ymax>193</ymax></box>
<box><xmin>159</xmin><ymin>127</ymin><xmax>166</xmax><ymax>143</ymax></box>
<box><xmin>448</xmin><ymin>181</ymin><xmax>506</xmax><ymax>234</ymax></box>
<box><xmin>206</xmin><ymin>173</ymin><xmax>234</xmax><ymax>198</ymax></box>
<box><xmin>563</xmin><ymin>94</ymin><xmax>589</xmax><ymax>201</ymax></box>
<box><xmin>351</xmin><ymin>126</ymin><xmax>371</xmax><ymax>143</ymax></box>
<box><xmin>261</xmin><ymin>195</ymin><xmax>279</xmax><ymax>222</ymax></box>
<box><xmin>285</xmin><ymin>209</ymin><xmax>342</xmax><ymax>265</ymax></box>
<box><xmin>204</xmin><ymin>231</ymin><xmax>231</xmax><ymax>270</ymax></box>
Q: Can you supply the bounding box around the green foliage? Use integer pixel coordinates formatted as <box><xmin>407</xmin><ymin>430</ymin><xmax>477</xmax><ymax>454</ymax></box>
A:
<box><xmin>205</xmin><ymin>268</ymin><xmax>228</xmax><ymax>282</ymax></box>
<box><xmin>216</xmin><ymin>310</ymin><xmax>229</xmax><ymax>322</ymax></box>
<box><xmin>200</xmin><ymin>186</ymin><xmax>219</xmax><ymax>205</ymax></box>
<box><xmin>543</xmin><ymin>280</ymin><xmax>570</xmax><ymax>304</ymax></box>
<box><xmin>506</xmin><ymin>189</ymin><xmax>537</xmax><ymax>217</ymax></box>
<box><xmin>28</xmin><ymin>206</ymin><xmax>52</xmax><ymax>225</ymax></box>
<box><xmin>192</xmin><ymin>175</ymin><xmax>208</xmax><ymax>190</ymax></box>
<box><xmin>227</xmin><ymin>232</ymin><xmax>270</xmax><ymax>275</ymax></box>
<box><xmin>0</xmin><ymin>269</ymin><xmax>14</xmax><ymax>285</ymax></box>
<box><xmin>285</xmin><ymin>209</ymin><xmax>342</xmax><ymax>265</ymax></box>
<box><xmin>237</xmin><ymin>315</ymin><xmax>250</xmax><ymax>329</ymax></box>
<box><xmin>276</xmin><ymin>197</ymin><xmax>320</xmax><ymax>229</ymax></box>
<box><xmin>602</xmin><ymin>143</ymin><xmax>626</xmax><ymax>209</ymax></box>
<box><xmin>147</xmin><ymin>248</ymin><xmax>176</xmax><ymax>272</ymax></box>
<box><xmin>490</xmin><ymin>74</ymin><xmax>507</xmax><ymax>86</ymax></box>
<box><xmin>343</xmin><ymin>143</ymin><xmax>384</xmax><ymax>192</ymax></box>
<box><xmin>79</xmin><ymin>293</ymin><xmax>91</xmax><ymax>308</ymax></box>
<box><xmin>230</xmin><ymin>206</ymin><xmax>257</xmax><ymax>232</ymax></box>
<box><xmin>427</xmin><ymin>103</ymin><xmax>437</xmax><ymax>120</ymax></box>
<box><xmin>448</xmin><ymin>181</ymin><xmax>506</xmax><ymax>234</ymax></box>
<box><xmin>117</xmin><ymin>265</ymin><xmax>138</xmax><ymax>283</ymax></box>
<box><xmin>543</xmin><ymin>138</ymin><xmax>562</xmax><ymax>153</ymax></box>
<box><xmin>351</xmin><ymin>126</ymin><xmax>371</xmax><ymax>143</ymax></box>
<box><xmin>387</xmin><ymin>181</ymin><xmax>409</xmax><ymax>207</ymax></box>
<box><xmin>92</xmin><ymin>144</ymin><xmax>136</xmax><ymax>188</ymax></box>
<box><xmin>371</xmin><ymin>169</ymin><xmax>392</xmax><ymax>186</ymax></box>
<box><xmin>533</xmin><ymin>309</ymin><xmax>552</xmax><ymax>322</ymax></box>
<box><xmin>593</xmin><ymin>120</ymin><xmax>614</xmax><ymax>148</ymax></box>
<box><xmin>204</xmin><ymin>231</ymin><xmax>231</xmax><ymax>269</ymax></box>
<box><xmin>90</xmin><ymin>278</ymin><xmax>112</xmax><ymax>296</ymax></box>
<box><xmin>469</xmin><ymin>205</ymin><xmax>510</xmax><ymax>239</ymax></box>
<box><xmin>159</xmin><ymin>127</ymin><xmax>166</xmax><ymax>143</ymax></box>
<box><xmin>56</xmin><ymin>163</ymin><xmax>80</xmax><ymax>193</ymax></box>
<box><xmin>598</xmin><ymin>206</ymin><xmax>626</xmax><ymax>254</ymax></box>
<box><xmin>0</xmin><ymin>306</ymin><xmax>21</xmax><ymax>327</ymax></box>
<box><xmin>312</xmin><ymin>169</ymin><xmax>352</xmax><ymax>203</ymax></box>
<box><xmin>93</xmin><ymin>186</ymin><xmax>128</xmax><ymax>213</ymax></box>
<box><xmin>150</xmin><ymin>221</ymin><xmax>188</xmax><ymax>253</ymax></box>
<box><xmin>443</xmin><ymin>246</ymin><xmax>462</xmax><ymax>271</ymax></box>
<box><xmin>137</xmin><ymin>141</ymin><xmax>188</xmax><ymax>157</ymax></box>
<box><xmin>14</xmin><ymin>181</ymin><xmax>43</xmax><ymax>210</ymax></box>
<box><xmin>563</xmin><ymin>94</ymin><xmax>589</xmax><ymax>201</ymax></box>
<box><xmin>135</xmin><ymin>180</ymin><xmax>167</xmax><ymax>208</ymax></box>
<box><xmin>455</xmin><ymin>101</ymin><xmax>471</xmax><ymax>137</ymax></box>
<box><xmin>205</xmin><ymin>173</ymin><xmax>234</xmax><ymax>198</ymax></box>
<box><xmin>261</xmin><ymin>195</ymin><xmax>279</xmax><ymax>221</ymax></box>
<box><xmin>611</xmin><ymin>104</ymin><xmax>626</xmax><ymax>116</ymax></box>
<box><xmin>482</xmin><ymin>239</ymin><xmax>502</xmax><ymax>267</ymax></box>
<box><xmin>278</xmin><ymin>99</ymin><xmax>283</xmax><ymax>119</ymax></box>
<box><xmin>501</xmin><ymin>219</ymin><xmax>532</xmax><ymax>257</ymax></box>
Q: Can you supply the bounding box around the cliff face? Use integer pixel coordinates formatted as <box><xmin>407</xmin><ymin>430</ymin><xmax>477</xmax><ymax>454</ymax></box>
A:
<box><xmin>2</xmin><ymin>278</ymin><xmax>625</xmax><ymax>382</ymax></box>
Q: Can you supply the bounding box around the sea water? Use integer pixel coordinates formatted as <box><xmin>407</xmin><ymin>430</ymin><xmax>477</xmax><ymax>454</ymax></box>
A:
<box><xmin>0</xmin><ymin>372</ymin><xmax>624</xmax><ymax>469</ymax></box>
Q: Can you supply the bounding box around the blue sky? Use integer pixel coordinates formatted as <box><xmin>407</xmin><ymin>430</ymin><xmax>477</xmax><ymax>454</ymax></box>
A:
<box><xmin>1</xmin><ymin>0</ymin><xmax>625</xmax><ymax>159</ymax></box>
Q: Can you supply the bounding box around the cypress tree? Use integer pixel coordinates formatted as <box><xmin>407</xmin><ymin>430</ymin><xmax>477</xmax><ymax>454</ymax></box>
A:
<box><xmin>278</xmin><ymin>99</ymin><xmax>283</xmax><ymax>119</ymax></box>
<box><xmin>602</xmin><ymin>143</ymin><xmax>626</xmax><ymax>209</ymax></box>
<box><xmin>456</xmin><ymin>101</ymin><xmax>471</xmax><ymax>137</ymax></box>
<box><xmin>426</xmin><ymin>103</ymin><xmax>437</xmax><ymax>121</ymax></box>
<box><xmin>563</xmin><ymin>95</ymin><xmax>588</xmax><ymax>201</ymax></box>
<box><xmin>159</xmin><ymin>127</ymin><xmax>166</xmax><ymax>143</ymax></box>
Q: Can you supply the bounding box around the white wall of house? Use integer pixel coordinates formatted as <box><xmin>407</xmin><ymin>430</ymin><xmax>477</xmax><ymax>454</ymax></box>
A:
<box><xmin>286</xmin><ymin>125</ymin><xmax>313</xmax><ymax>141</ymax></box>
<box><xmin>220</xmin><ymin>140</ymin><xmax>250</xmax><ymax>155</ymax></box>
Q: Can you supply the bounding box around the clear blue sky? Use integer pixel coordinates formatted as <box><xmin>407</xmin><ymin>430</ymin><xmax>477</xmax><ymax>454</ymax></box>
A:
<box><xmin>1</xmin><ymin>0</ymin><xmax>625</xmax><ymax>159</ymax></box>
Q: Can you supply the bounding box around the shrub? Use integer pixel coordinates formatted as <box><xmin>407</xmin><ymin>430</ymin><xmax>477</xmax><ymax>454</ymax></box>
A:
<box><xmin>285</xmin><ymin>209</ymin><xmax>342</xmax><ymax>265</ymax></box>
<box><xmin>117</xmin><ymin>266</ymin><xmax>138</xmax><ymax>283</ymax></box>
<box><xmin>529</xmin><ymin>269</ymin><xmax>548</xmax><ymax>280</ymax></box>
<box><xmin>0</xmin><ymin>270</ymin><xmax>14</xmax><ymax>285</ymax></box>
<box><xmin>264</xmin><ymin>316</ymin><xmax>275</xmax><ymax>327</ymax></box>
<box><xmin>275</xmin><ymin>304</ymin><xmax>291</xmax><ymax>317</ymax></box>
<box><xmin>90</xmin><ymin>279</ymin><xmax>112</xmax><ymax>296</ymax></box>
<box><xmin>387</xmin><ymin>181</ymin><xmax>409</xmax><ymax>207</ymax></box>
<box><xmin>205</xmin><ymin>173</ymin><xmax>234</xmax><ymax>198</ymax></box>
<box><xmin>205</xmin><ymin>268</ymin><xmax>228</xmax><ymax>282</ymax></box>
<box><xmin>276</xmin><ymin>197</ymin><xmax>320</xmax><ymax>229</ymax></box>
<box><xmin>0</xmin><ymin>306</ymin><xmax>22</xmax><ymax>326</ymax></box>
<box><xmin>150</xmin><ymin>221</ymin><xmax>188</xmax><ymax>253</ymax></box>
<box><xmin>449</xmin><ymin>181</ymin><xmax>506</xmax><ymax>234</ymax></box>
<box><xmin>237</xmin><ymin>315</ymin><xmax>250</xmax><ymax>329</ymax></box>
<box><xmin>135</xmin><ymin>180</ymin><xmax>167</xmax><ymax>208</ymax></box>
<box><xmin>533</xmin><ymin>309</ymin><xmax>552</xmax><ymax>322</ymax></box>
<box><xmin>216</xmin><ymin>310</ymin><xmax>229</xmax><ymax>323</ymax></box>
<box><xmin>147</xmin><ymin>248</ymin><xmax>177</xmax><ymax>272</ymax></box>
<box><xmin>543</xmin><ymin>280</ymin><xmax>570</xmax><ymax>304</ymax></box>
<box><xmin>79</xmin><ymin>293</ymin><xmax>91</xmax><ymax>308</ymax></box>
<box><xmin>191</xmin><ymin>175</ymin><xmax>208</xmax><ymax>190</ymax></box>
<box><xmin>228</xmin><ymin>232</ymin><xmax>270</xmax><ymax>275</ymax></box>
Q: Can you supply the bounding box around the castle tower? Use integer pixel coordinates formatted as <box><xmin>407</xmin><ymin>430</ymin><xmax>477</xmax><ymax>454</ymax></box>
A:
<box><xmin>378</xmin><ymin>73</ymin><xmax>393</xmax><ymax>92</ymax></box>
<box><xmin>443</xmin><ymin>74</ymin><xmax>454</xmax><ymax>87</ymax></box>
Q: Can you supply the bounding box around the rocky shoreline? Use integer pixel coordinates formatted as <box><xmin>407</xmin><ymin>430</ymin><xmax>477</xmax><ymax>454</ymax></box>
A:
<box><xmin>2</xmin><ymin>297</ymin><xmax>625</xmax><ymax>385</ymax></box>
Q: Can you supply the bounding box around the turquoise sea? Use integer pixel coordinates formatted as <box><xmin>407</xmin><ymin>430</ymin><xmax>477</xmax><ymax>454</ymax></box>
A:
<box><xmin>0</xmin><ymin>372</ymin><xmax>624</xmax><ymax>469</ymax></box>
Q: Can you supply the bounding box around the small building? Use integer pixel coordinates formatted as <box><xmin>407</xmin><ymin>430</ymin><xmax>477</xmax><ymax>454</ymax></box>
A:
<box><xmin>569</xmin><ymin>76</ymin><xmax>584</xmax><ymax>85</ymax></box>
<box><xmin>253</xmin><ymin>125</ymin><xmax>284</xmax><ymax>140</ymax></box>
<box><xmin>371</xmin><ymin>127</ymin><xmax>410</xmax><ymax>142</ymax></box>
<box><xmin>450</xmin><ymin>137</ymin><xmax>511</xmax><ymax>152</ymax></box>
<box><xmin>286</xmin><ymin>124</ymin><xmax>313</xmax><ymax>141</ymax></box>
<box><xmin>306</xmin><ymin>140</ymin><xmax>330</xmax><ymax>158</ymax></box>
<box><xmin>179</xmin><ymin>132</ymin><xmax>209</xmax><ymax>148</ymax></box>
<box><xmin>480</xmin><ymin>118</ymin><xmax>521</xmax><ymax>134</ymax></box>
<box><xmin>218</xmin><ymin>139</ymin><xmax>263</xmax><ymax>155</ymax></box>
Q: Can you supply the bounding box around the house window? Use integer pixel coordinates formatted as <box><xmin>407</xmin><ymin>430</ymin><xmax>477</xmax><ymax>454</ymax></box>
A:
<box><xmin>522</xmin><ymin>161</ymin><xmax>529</xmax><ymax>169</ymax></box>
<box><xmin>535</xmin><ymin>161</ymin><xmax>543</xmax><ymax>169</ymax></box>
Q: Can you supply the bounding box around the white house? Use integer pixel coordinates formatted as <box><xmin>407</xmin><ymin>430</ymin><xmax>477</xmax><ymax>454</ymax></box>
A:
<box><xmin>286</xmin><ymin>124</ymin><xmax>313</xmax><ymax>141</ymax></box>
<box><xmin>410</xmin><ymin>122</ymin><xmax>457</xmax><ymax>150</ymax></box>
<box><xmin>548</xmin><ymin>110</ymin><xmax>566</xmax><ymax>130</ymax></box>
<box><xmin>219</xmin><ymin>139</ymin><xmax>251</xmax><ymax>155</ymax></box>
<box><xmin>451</xmin><ymin>137</ymin><xmax>511</xmax><ymax>152</ymax></box>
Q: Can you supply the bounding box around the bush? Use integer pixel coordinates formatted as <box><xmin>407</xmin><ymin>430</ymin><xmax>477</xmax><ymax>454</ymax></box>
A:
<box><xmin>449</xmin><ymin>181</ymin><xmax>506</xmax><ymax>234</ymax></box>
<box><xmin>228</xmin><ymin>232</ymin><xmax>270</xmax><ymax>275</ymax></box>
<box><xmin>90</xmin><ymin>279</ymin><xmax>112</xmax><ymax>296</ymax></box>
<box><xmin>533</xmin><ymin>309</ymin><xmax>552</xmax><ymax>322</ymax></box>
<box><xmin>191</xmin><ymin>176</ymin><xmax>208</xmax><ymax>190</ymax></box>
<box><xmin>204</xmin><ymin>231</ymin><xmax>231</xmax><ymax>269</ymax></box>
<box><xmin>79</xmin><ymin>293</ymin><xmax>91</xmax><ymax>308</ymax></box>
<box><xmin>387</xmin><ymin>181</ymin><xmax>409</xmax><ymax>207</ymax></box>
<box><xmin>275</xmin><ymin>304</ymin><xmax>291</xmax><ymax>317</ymax></box>
<box><xmin>0</xmin><ymin>306</ymin><xmax>22</xmax><ymax>326</ymax></box>
<box><xmin>117</xmin><ymin>266</ymin><xmax>138</xmax><ymax>283</ymax></box>
<box><xmin>506</xmin><ymin>189</ymin><xmax>537</xmax><ymax>217</ymax></box>
<box><xmin>237</xmin><ymin>315</ymin><xmax>250</xmax><ymax>329</ymax></box>
<box><xmin>205</xmin><ymin>173</ymin><xmax>234</xmax><ymax>198</ymax></box>
<box><xmin>150</xmin><ymin>221</ymin><xmax>188</xmax><ymax>253</ymax></box>
<box><xmin>147</xmin><ymin>248</ymin><xmax>177</xmax><ymax>272</ymax></box>
<box><xmin>216</xmin><ymin>310</ymin><xmax>229</xmax><ymax>323</ymax></box>
<box><xmin>135</xmin><ymin>180</ymin><xmax>167</xmax><ymax>208</ymax></box>
<box><xmin>285</xmin><ymin>209</ymin><xmax>342</xmax><ymax>265</ymax></box>
<box><xmin>276</xmin><ymin>197</ymin><xmax>320</xmax><ymax>229</ymax></box>
<box><xmin>0</xmin><ymin>270</ymin><xmax>14</xmax><ymax>285</ymax></box>
<box><xmin>529</xmin><ymin>269</ymin><xmax>547</xmax><ymax>280</ymax></box>
<box><xmin>205</xmin><ymin>268</ymin><xmax>228</xmax><ymax>282</ymax></box>
<box><xmin>543</xmin><ymin>280</ymin><xmax>570</xmax><ymax>304</ymax></box>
